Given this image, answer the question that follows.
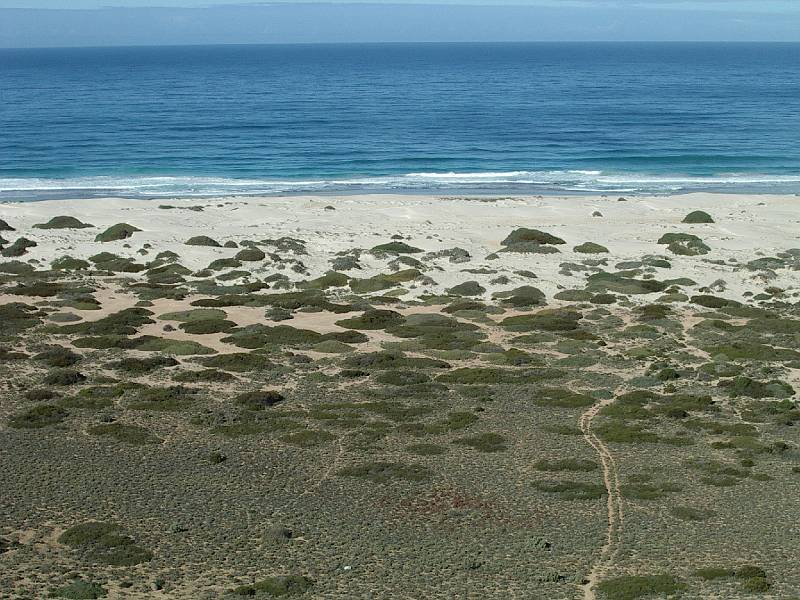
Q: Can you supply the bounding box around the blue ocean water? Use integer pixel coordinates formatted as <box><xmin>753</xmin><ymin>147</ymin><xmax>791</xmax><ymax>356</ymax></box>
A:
<box><xmin>1</xmin><ymin>42</ymin><xmax>799</xmax><ymax>200</ymax></box>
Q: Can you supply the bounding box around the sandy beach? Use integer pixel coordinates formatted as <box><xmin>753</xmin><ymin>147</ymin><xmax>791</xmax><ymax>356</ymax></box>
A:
<box><xmin>2</xmin><ymin>192</ymin><xmax>798</xmax><ymax>303</ymax></box>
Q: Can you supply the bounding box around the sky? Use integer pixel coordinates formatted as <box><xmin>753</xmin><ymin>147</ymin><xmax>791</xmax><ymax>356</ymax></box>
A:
<box><xmin>1</xmin><ymin>1</ymin><xmax>799</xmax><ymax>47</ymax></box>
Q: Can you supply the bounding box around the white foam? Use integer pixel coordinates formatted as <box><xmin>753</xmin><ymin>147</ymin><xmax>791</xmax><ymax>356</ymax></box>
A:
<box><xmin>1</xmin><ymin>170</ymin><xmax>799</xmax><ymax>200</ymax></box>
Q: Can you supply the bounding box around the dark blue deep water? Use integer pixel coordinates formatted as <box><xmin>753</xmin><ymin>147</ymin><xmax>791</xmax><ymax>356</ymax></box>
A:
<box><xmin>1</xmin><ymin>42</ymin><xmax>799</xmax><ymax>200</ymax></box>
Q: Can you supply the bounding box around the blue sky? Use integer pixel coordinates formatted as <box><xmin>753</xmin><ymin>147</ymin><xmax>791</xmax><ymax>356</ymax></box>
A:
<box><xmin>2</xmin><ymin>0</ymin><xmax>800</xmax><ymax>8</ymax></box>
<box><xmin>1</xmin><ymin>1</ymin><xmax>799</xmax><ymax>47</ymax></box>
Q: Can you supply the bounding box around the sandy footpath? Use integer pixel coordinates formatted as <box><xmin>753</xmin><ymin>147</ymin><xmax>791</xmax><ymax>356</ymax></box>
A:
<box><xmin>0</xmin><ymin>192</ymin><xmax>798</xmax><ymax>302</ymax></box>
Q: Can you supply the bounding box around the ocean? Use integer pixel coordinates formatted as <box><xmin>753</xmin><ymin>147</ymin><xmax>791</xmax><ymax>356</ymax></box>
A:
<box><xmin>1</xmin><ymin>42</ymin><xmax>799</xmax><ymax>200</ymax></box>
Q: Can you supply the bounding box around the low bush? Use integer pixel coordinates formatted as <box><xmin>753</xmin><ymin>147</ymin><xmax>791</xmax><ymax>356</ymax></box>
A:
<box><xmin>231</xmin><ymin>575</ymin><xmax>313</xmax><ymax>597</ymax></box>
<box><xmin>453</xmin><ymin>432</ymin><xmax>507</xmax><ymax>453</ymax></box>
<box><xmin>94</xmin><ymin>223</ymin><xmax>140</xmax><ymax>243</ymax></box>
<box><xmin>337</xmin><ymin>461</ymin><xmax>430</xmax><ymax>483</ymax></box>
<box><xmin>8</xmin><ymin>404</ymin><xmax>68</xmax><ymax>429</ymax></box>
<box><xmin>236</xmin><ymin>390</ymin><xmax>285</xmax><ymax>410</ymax></box>
<box><xmin>34</xmin><ymin>216</ymin><xmax>94</xmax><ymax>229</ymax></box>
<box><xmin>532</xmin><ymin>480</ymin><xmax>605</xmax><ymax>500</ymax></box>
<box><xmin>34</xmin><ymin>346</ymin><xmax>81</xmax><ymax>368</ymax></box>
<box><xmin>596</xmin><ymin>574</ymin><xmax>686</xmax><ymax>600</ymax></box>
<box><xmin>58</xmin><ymin>522</ymin><xmax>152</xmax><ymax>566</ymax></box>
<box><xmin>88</xmin><ymin>423</ymin><xmax>159</xmax><ymax>445</ymax></box>
<box><xmin>49</xmin><ymin>578</ymin><xmax>106</xmax><ymax>599</ymax></box>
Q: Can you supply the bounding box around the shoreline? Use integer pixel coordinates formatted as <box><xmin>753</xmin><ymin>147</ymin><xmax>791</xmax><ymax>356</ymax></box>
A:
<box><xmin>2</xmin><ymin>190</ymin><xmax>799</xmax><ymax>205</ymax></box>
<box><xmin>3</xmin><ymin>189</ymin><xmax>800</xmax><ymax>204</ymax></box>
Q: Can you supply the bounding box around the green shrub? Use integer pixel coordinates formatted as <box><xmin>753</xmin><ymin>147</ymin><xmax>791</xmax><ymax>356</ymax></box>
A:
<box><xmin>43</xmin><ymin>369</ymin><xmax>86</xmax><ymax>386</ymax></box>
<box><xmin>1</xmin><ymin>237</ymin><xmax>37</xmax><ymax>257</ymax></box>
<box><xmin>231</xmin><ymin>575</ymin><xmax>313</xmax><ymax>597</ymax></box>
<box><xmin>670</xmin><ymin>505</ymin><xmax>715</xmax><ymax>521</ymax></box>
<box><xmin>180</xmin><ymin>318</ymin><xmax>237</xmax><ymax>334</ymax></box>
<box><xmin>52</xmin><ymin>256</ymin><xmax>91</xmax><ymax>271</ymax></box>
<box><xmin>235</xmin><ymin>247</ymin><xmax>266</xmax><ymax>262</ymax></box>
<box><xmin>58</xmin><ymin>522</ymin><xmax>152</xmax><ymax>566</ymax></box>
<box><xmin>8</xmin><ymin>404</ymin><xmax>68</xmax><ymax>429</ymax></box>
<box><xmin>50</xmin><ymin>579</ymin><xmax>106</xmax><ymax>599</ymax></box>
<box><xmin>446</xmin><ymin>280</ymin><xmax>485</xmax><ymax>296</ymax></box>
<box><xmin>337</xmin><ymin>461</ymin><xmax>430</xmax><ymax>483</ymax></box>
<box><xmin>370</xmin><ymin>241</ymin><xmax>423</xmax><ymax>255</ymax></box>
<box><xmin>35</xmin><ymin>347</ymin><xmax>81</xmax><ymax>368</ymax></box>
<box><xmin>620</xmin><ymin>481</ymin><xmax>682</xmax><ymax>500</ymax></box>
<box><xmin>297</xmin><ymin>271</ymin><xmax>349</xmax><ymax>290</ymax></box>
<box><xmin>34</xmin><ymin>216</ymin><xmax>93</xmax><ymax>229</ymax></box>
<box><xmin>58</xmin><ymin>307</ymin><xmax>155</xmax><ymax>336</ymax></box>
<box><xmin>174</xmin><ymin>368</ymin><xmax>235</xmax><ymax>383</ymax></box>
<box><xmin>200</xmin><ymin>352</ymin><xmax>275</xmax><ymax>372</ymax></box>
<box><xmin>159</xmin><ymin>308</ymin><xmax>227</xmax><ymax>322</ymax></box>
<box><xmin>657</xmin><ymin>232</ymin><xmax>710</xmax><ymax>256</ymax></box>
<box><xmin>501</xmin><ymin>308</ymin><xmax>582</xmax><ymax>332</ymax></box>
<box><xmin>94</xmin><ymin>223</ymin><xmax>140</xmax><ymax>242</ymax></box>
<box><xmin>533</xmin><ymin>388</ymin><xmax>595</xmax><ymax>408</ymax></box>
<box><xmin>375</xmin><ymin>370</ymin><xmax>431</xmax><ymax>386</ymax></box>
<box><xmin>88</xmin><ymin>423</ymin><xmax>159</xmax><ymax>445</ymax></box>
<box><xmin>335</xmin><ymin>309</ymin><xmax>405</xmax><ymax>330</ymax></box>
<box><xmin>405</xmin><ymin>443</ymin><xmax>446</xmax><ymax>456</ymax></box>
<box><xmin>532</xmin><ymin>480</ymin><xmax>605</xmax><ymax>500</ymax></box>
<box><xmin>501</xmin><ymin>228</ymin><xmax>565</xmax><ymax>246</ymax></box>
<box><xmin>112</xmin><ymin>355</ymin><xmax>179</xmax><ymax>374</ymax></box>
<box><xmin>574</xmin><ymin>242</ymin><xmax>609</xmax><ymax>254</ymax></box>
<box><xmin>185</xmin><ymin>235</ymin><xmax>221</xmax><ymax>247</ymax></box>
<box><xmin>236</xmin><ymin>390</ymin><xmax>285</xmax><ymax>410</ymax></box>
<box><xmin>596</xmin><ymin>574</ymin><xmax>686</xmax><ymax>600</ymax></box>
<box><xmin>280</xmin><ymin>430</ymin><xmax>335</xmax><ymax>448</ymax></box>
<box><xmin>349</xmin><ymin>269</ymin><xmax>422</xmax><ymax>293</ymax></box>
<box><xmin>682</xmin><ymin>210</ymin><xmax>714</xmax><ymax>224</ymax></box>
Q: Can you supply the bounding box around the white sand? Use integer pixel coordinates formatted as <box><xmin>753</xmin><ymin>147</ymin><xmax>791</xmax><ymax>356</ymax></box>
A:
<box><xmin>1</xmin><ymin>193</ymin><xmax>798</xmax><ymax>302</ymax></box>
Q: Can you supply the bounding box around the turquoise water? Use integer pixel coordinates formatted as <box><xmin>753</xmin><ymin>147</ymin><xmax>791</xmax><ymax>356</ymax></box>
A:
<box><xmin>1</xmin><ymin>42</ymin><xmax>799</xmax><ymax>200</ymax></box>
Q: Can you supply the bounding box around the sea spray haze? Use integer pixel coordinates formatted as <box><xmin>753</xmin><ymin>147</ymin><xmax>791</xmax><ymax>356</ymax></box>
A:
<box><xmin>1</xmin><ymin>42</ymin><xmax>799</xmax><ymax>200</ymax></box>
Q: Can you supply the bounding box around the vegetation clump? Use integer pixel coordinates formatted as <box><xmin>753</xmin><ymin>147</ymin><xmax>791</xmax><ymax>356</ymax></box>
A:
<box><xmin>236</xmin><ymin>390</ymin><xmax>285</xmax><ymax>410</ymax></box>
<box><xmin>43</xmin><ymin>369</ymin><xmax>87</xmax><ymax>386</ymax></box>
<box><xmin>185</xmin><ymin>235</ymin><xmax>222</xmax><ymax>247</ymax></box>
<box><xmin>337</xmin><ymin>461</ymin><xmax>430</xmax><ymax>483</ymax></box>
<box><xmin>446</xmin><ymin>280</ymin><xmax>486</xmax><ymax>296</ymax></box>
<box><xmin>532</xmin><ymin>480</ymin><xmax>605</xmax><ymax>500</ymax></box>
<box><xmin>657</xmin><ymin>232</ymin><xmax>710</xmax><ymax>256</ymax></box>
<box><xmin>34</xmin><ymin>216</ymin><xmax>94</xmax><ymax>229</ymax></box>
<box><xmin>35</xmin><ymin>346</ymin><xmax>81</xmax><ymax>368</ymax></box>
<box><xmin>596</xmin><ymin>574</ymin><xmax>686</xmax><ymax>600</ymax></box>
<box><xmin>200</xmin><ymin>352</ymin><xmax>274</xmax><ymax>372</ymax></box>
<box><xmin>1</xmin><ymin>237</ymin><xmax>37</xmax><ymax>257</ymax></box>
<box><xmin>58</xmin><ymin>522</ymin><xmax>153</xmax><ymax>566</ymax></box>
<box><xmin>574</xmin><ymin>242</ymin><xmax>609</xmax><ymax>254</ymax></box>
<box><xmin>94</xmin><ymin>223</ymin><xmax>141</xmax><ymax>242</ymax></box>
<box><xmin>682</xmin><ymin>210</ymin><xmax>714</xmax><ymax>224</ymax></box>
<box><xmin>88</xmin><ymin>423</ymin><xmax>159</xmax><ymax>445</ymax></box>
<box><xmin>8</xmin><ymin>404</ymin><xmax>68</xmax><ymax>429</ymax></box>
<box><xmin>231</xmin><ymin>575</ymin><xmax>314</xmax><ymax>597</ymax></box>
<box><xmin>235</xmin><ymin>247</ymin><xmax>266</xmax><ymax>262</ymax></box>
<box><xmin>502</xmin><ymin>308</ymin><xmax>582</xmax><ymax>332</ymax></box>
<box><xmin>370</xmin><ymin>241</ymin><xmax>423</xmax><ymax>255</ymax></box>
<box><xmin>113</xmin><ymin>355</ymin><xmax>179</xmax><ymax>374</ymax></box>
<box><xmin>501</xmin><ymin>228</ymin><xmax>565</xmax><ymax>246</ymax></box>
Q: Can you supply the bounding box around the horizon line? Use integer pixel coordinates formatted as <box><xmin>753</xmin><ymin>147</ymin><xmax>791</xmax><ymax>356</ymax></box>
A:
<box><xmin>3</xmin><ymin>40</ymin><xmax>800</xmax><ymax>50</ymax></box>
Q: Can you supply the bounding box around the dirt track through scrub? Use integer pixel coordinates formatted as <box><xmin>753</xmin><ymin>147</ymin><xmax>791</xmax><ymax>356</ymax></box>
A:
<box><xmin>579</xmin><ymin>398</ymin><xmax>624</xmax><ymax>600</ymax></box>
